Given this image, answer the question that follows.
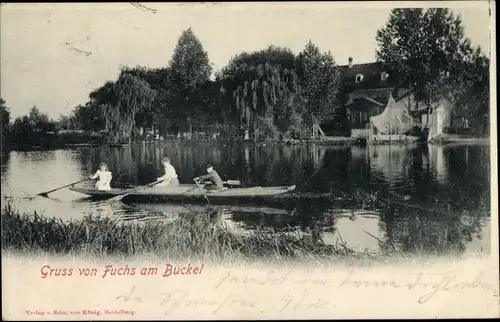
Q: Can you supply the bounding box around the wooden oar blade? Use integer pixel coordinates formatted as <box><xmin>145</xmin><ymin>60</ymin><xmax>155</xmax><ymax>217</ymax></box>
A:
<box><xmin>36</xmin><ymin>178</ymin><xmax>89</xmax><ymax>198</ymax></box>
<box><xmin>193</xmin><ymin>179</ymin><xmax>210</xmax><ymax>204</ymax></box>
<box><xmin>225</xmin><ymin>180</ymin><xmax>241</xmax><ymax>185</ymax></box>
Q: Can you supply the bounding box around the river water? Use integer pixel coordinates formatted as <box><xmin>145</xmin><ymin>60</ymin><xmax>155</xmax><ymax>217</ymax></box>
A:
<box><xmin>1</xmin><ymin>142</ymin><xmax>491</xmax><ymax>257</ymax></box>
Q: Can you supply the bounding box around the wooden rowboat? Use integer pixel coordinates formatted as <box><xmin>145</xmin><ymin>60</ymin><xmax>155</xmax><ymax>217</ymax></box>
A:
<box><xmin>69</xmin><ymin>184</ymin><xmax>297</xmax><ymax>205</ymax></box>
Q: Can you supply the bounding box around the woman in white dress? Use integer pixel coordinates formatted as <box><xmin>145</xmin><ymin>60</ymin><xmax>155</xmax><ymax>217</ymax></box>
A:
<box><xmin>155</xmin><ymin>157</ymin><xmax>180</xmax><ymax>187</ymax></box>
<box><xmin>90</xmin><ymin>162</ymin><xmax>113</xmax><ymax>190</ymax></box>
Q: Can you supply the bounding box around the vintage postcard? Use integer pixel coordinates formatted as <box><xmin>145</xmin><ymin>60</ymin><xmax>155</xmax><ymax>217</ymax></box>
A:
<box><xmin>1</xmin><ymin>1</ymin><xmax>498</xmax><ymax>320</ymax></box>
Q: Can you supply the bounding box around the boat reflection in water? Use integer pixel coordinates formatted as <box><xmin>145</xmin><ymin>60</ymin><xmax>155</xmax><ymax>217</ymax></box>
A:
<box><xmin>104</xmin><ymin>202</ymin><xmax>379</xmax><ymax>254</ymax></box>
<box><xmin>120</xmin><ymin>203</ymin><xmax>291</xmax><ymax>221</ymax></box>
<box><xmin>116</xmin><ymin>197</ymin><xmax>488</xmax><ymax>258</ymax></box>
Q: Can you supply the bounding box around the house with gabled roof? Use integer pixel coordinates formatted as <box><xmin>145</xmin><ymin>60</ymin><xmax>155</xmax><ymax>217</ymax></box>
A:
<box><xmin>339</xmin><ymin>57</ymin><xmax>416</xmax><ymax>138</ymax></box>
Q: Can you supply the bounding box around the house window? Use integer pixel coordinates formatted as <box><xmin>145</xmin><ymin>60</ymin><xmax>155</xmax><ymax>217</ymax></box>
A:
<box><xmin>355</xmin><ymin>74</ymin><xmax>364</xmax><ymax>83</ymax></box>
<box><xmin>381</xmin><ymin>72</ymin><xmax>389</xmax><ymax>81</ymax></box>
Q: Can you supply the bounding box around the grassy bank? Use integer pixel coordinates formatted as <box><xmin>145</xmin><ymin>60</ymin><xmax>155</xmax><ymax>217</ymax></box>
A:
<box><xmin>1</xmin><ymin>202</ymin><xmax>375</xmax><ymax>264</ymax></box>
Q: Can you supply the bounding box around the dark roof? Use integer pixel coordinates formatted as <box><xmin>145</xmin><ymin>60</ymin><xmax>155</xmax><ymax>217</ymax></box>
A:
<box><xmin>339</xmin><ymin>61</ymin><xmax>385</xmax><ymax>77</ymax></box>
<box><xmin>339</xmin><ymin>61</ymin><xmax>396</xmax><ymax>91</ymax></box>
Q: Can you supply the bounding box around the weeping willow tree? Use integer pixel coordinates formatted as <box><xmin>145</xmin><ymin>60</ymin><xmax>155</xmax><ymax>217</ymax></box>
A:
<box><xmin>121</xmin><ymin>66</ymin><xmax>178</xmax><ymax>136</ymax></box>
<box><xmin>217</xmin><ymin>46</ymin><xmax>306</xmax><ymax>140</ymax></box>
<box><xmin>89</xmin><ymin>70</ymin><xmax>157</xmax><ymax>144</ymax></box>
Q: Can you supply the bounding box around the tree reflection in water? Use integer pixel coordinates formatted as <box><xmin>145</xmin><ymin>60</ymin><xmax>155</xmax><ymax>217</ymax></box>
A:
<box><xmin>378</xmin><ymin>205</ymin><xmax>486</xmax><ymax>256</ymax></box>
<box><xmin>0</xmin><ymin>150</ymin><xmax>10</xmax><ymax>181</ymax></box>
<box><xmin>3</xmin><ymin>142</ymin><xmax>487</xmax><ymax>258</ymax></box>
<box><xmin>125</xmin><ymin>143</ymin><xmax>488</xmax><ymax>257</ymax></box>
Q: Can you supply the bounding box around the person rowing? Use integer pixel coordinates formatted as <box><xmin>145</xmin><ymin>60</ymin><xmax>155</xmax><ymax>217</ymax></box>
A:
<box><xmin>155</xmin><ymin>157</ymin><xmax>180</xmax><ymax>187</ymax></box>
<box><xmin>194</xmin><ymin>164</ymin><xmax>224</xmax><ymax>191</ymax></box>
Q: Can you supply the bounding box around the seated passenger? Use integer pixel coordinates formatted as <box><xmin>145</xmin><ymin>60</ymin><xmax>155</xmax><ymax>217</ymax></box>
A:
<box><xmin>90</xmin><ymin>162</ymin><xmax>112</xmax><ymax>190</ymax></box>
<box><xmin>156</xmin><ymin>157</ymin><xmax>180</xmax><ymax>187</ymax></box>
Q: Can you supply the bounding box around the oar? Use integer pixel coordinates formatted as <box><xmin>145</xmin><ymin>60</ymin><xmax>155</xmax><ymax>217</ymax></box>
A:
<box><xmin>224</xmin><ymin>180</ymin><xmax>241</xmax><ymax>185</ymax></box>
<box><xmin>183</xmin><ymin>179</ymin><xmax>240</xmax><ymax>195</ymax></box>
<box><xmin>107</xmin><ymin>179</ymin><xmax>164</xmax><ymax>202</ymax></box>
<box><xmin>37</xmin><ymin>179</ymin><xmax>90</xmax><ymax>198</ymax></box>
<box><xmin>194</xmin><ymin>178</ymin><xmax>210</xmax><ymax>204</ymax></box>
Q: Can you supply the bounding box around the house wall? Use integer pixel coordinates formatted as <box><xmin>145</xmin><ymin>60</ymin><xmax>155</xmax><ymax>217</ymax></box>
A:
<box><xmin>347</xmin><ymin>99</ymin><xmax>383</xmax><ymax>129</ymax></box>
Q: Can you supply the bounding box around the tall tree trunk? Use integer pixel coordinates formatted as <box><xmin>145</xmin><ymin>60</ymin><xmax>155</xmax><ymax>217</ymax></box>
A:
<box><xmin>187</xmin><ymin>116</ymin><xmax>193</xmax><ymax>134</ymax></box>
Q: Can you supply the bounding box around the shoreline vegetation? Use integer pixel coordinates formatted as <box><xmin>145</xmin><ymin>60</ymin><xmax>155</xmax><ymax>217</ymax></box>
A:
<box><xmin>0</xmin><ymin>197</ymin><xmax>480</xmax><ymax>264</ymax></box>
<box><xmin>1</xmin><ymin>131</ymin><xmax>489</xmax><ymax>152</ymax></box>
<box><xmin>1</xmin><ymin>202</ymin><xmax>365</xmax><ymax>264</ymax></box>
<box><xmin>0</xmin><ymin>9</ymin><xmax>490</xmax><ymax>152</ymax></box>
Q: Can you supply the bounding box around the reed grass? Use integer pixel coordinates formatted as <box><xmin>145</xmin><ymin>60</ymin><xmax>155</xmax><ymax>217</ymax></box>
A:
<box><xmin>1</xmin><ymin>202</ymin><xmax>374</xmax><ymax>264</ymax></box>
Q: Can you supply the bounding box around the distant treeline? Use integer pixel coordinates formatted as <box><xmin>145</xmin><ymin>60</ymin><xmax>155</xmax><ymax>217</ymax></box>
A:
<box><xmin>0</xmin><ymin>8</ymin><xmax>490</xmax><ymax>147</ymax></box>
<box><xmin>0</xmin><ymin>104</ymin><xmax>104</xmax><ymax>150</ymax></box>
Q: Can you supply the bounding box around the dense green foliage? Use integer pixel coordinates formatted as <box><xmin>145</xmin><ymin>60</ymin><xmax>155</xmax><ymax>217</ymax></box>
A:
<box><xmin>89</xmin><ymin>71</ymin><xmax>157</xmax><ymax>144</ymax></box>
<box><xmin>0</xmin><ymin>103</ymin><xmax>104</xmax><ymax>149</ymax></box>
<box><xmin>7</xmin><ymin>106</ymin><xmax>56</xmax><ymax>147</ymax></box>
<box><xmin>216</xmin><ymin>46</ymin><xmax>305</xmax><ymax>139</ymax></box>
<box><xmin>168</xmin><ymin>28</ymin><xmax>214</xmax><ymax>133</ymax></box>
<box><xmin>297</xmin><ymin>41</ymin><xmax>341</xmax><ymax>123</ymax></box>
<box><xmin>63</xmin><ymin>33</ymin><xmax>345</xmax><ymax>142</ymax></box>
<box><xmin>2</xmin><ymin>10</ymin><xmax>490</xmax><ymax>147</ymax></box>
<box><xmin>213</xmin><ymin>43</ymin><xmax>343</xmax><ymax>140</ymax></box>
<box><xmin>376</xmin><ymin>8</ymin><xmax>489</xmax><ymax>134</ymax></box>
<box><xmin>0</xmin><ymin>98</ymin><xmax>10</xmax><ymax>148</ymax></box>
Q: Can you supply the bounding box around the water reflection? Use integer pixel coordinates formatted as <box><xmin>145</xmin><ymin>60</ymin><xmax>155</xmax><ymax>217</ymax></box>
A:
<box><xmin>0</xmin><ymin>151</ymin><xmax>10</xmax><ymax>182</ymax></box>
<box><xmin>379</xmin><ymin>210</ymin><xmax>488</xmax><ymax>255</ymax></box>
<box><xmin>369</xmin><ymin>145</ymin><xmax>418</xmax><ymax>189</ymax></box>
<box><xmin>1</xmin><ymin>143</ymin><xmax>491</xmax><ymax>257</ymax></box>
<box><xmin>428</xmin><ymin>144</ymin><xmax>448</xmax><ymax>182</ymax></box>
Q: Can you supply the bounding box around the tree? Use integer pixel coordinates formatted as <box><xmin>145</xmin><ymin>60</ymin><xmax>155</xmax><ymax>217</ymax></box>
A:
<box><xmin>0</xmin><ymin>98</ymin><xmax>10</xmax><ymax>149</ymax></box>
<box><xmin>27</xmin><ymin>105</ymin><xmax>54</xmax><ymax>132</ymax></box>
<box><xmin>1</xmin><ymin>98</ymin><xmax>10</xmax><ymax>135</ymax></box>
<box><xmin>120</xmin><ymin>66</ymin><xmax>176</xmax><ymax>135</ymax></box>
<box><xmin>217</xmin><ymin>46</ymin><xmax>305</xmax><ymax>140</ymax></box>
<box><xmin>375</xmin><ymin>8</ymin><xmax>477</xmax><ymax>102</ymax></box>
<box><xmin>170</xmin><ymin>28</ymin><xmax>212</xmax><ymax>89</ymax></box>
<box><xmin>11</xmin><ymin>116</ymin><xmax>34</xmax><ymax>146</ymax></box>
<box><xmin>452</xmin><ymin>48</ymin><xmax>490</xmax><ymax>134</ymax></box>
<box><xmin>89</xmin><ymin>70</ymin><xmax>157</xmax><ymax>143</ymax></box>
<box><xmin>376</xmin><ymin>8</ymin><xmax>489</xmax><ymax>134</ymax></box>
<box><xmin>28</xmin><ymin>105</ymin><xmax>48</xmax><ymax>124</ymax></box>
<box><xmin>73</xmin><ymin>103</ymin><xmax>105</xmax><ymax>132</ymax></box>
<box><xmin>10</xmin><ymin>111</ymin><xmax>52</xmax><ymax>147</ymax></box>
<box><xmin>56</xmin><ymin>113</ymin><xmax>80</xmax><ymax>131</ymax></box>
<box><xmin>169</xmin><ymin>28</ymin><xmax>213</xmax><ymax>133</ymax></box>
<box><xmin>296</xmin><ymin>40</ymin><xmax>341</xmax><ymax>124</ymax></box>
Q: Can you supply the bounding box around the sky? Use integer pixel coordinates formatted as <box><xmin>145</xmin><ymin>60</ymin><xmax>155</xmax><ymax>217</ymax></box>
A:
<box><xmin>0</xmin><ymin>2</ymin><xmax>493</xmax><ymax>119</ymax></box>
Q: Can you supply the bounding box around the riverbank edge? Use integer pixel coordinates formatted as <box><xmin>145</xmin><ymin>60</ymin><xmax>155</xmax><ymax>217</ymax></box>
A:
<box><xmin>0</xmin><ymin>202</ymin><xmax>371</xmax><ymax>264</ymax></box>
<box><xmin>3</xmin><ymin>134</ymin><xmax>489</xmax><ymax>152</ymax></box>
<box><xmin>1</xmin><ymin>201</ymin><xmax>479</xmax><ymax>265</ymax></box>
